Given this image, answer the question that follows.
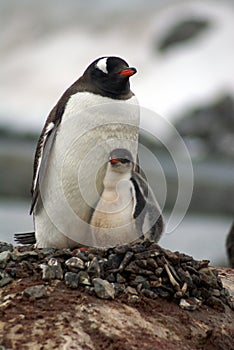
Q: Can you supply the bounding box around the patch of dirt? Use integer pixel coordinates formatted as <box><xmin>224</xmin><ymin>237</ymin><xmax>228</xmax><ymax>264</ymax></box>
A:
<box><xmin>1</xmin><ymin>272</ymin><xmax>234</xmax><ymax>350</ymax></box>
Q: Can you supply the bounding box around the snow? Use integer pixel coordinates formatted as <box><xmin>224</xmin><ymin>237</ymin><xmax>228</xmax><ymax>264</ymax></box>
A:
<box><xmin>0</xmin><ymin>0</ymin><xmax>234</xmax><ymax>134</ymax></box>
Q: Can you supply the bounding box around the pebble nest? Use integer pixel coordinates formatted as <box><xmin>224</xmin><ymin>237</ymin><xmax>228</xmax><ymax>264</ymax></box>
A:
<box><xmin>0</xmin><ymin>241</ymin><xmax>233</xmax><ymax>311</ymax></box>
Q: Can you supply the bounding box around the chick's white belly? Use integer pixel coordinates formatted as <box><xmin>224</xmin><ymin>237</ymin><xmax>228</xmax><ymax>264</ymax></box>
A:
<box><xmin>90</xmin><ymin>189</ymin><xmax>138</xmax><ymax>247</ymax></box>
<box><xmin>91</xmin><ymin>196</ymin><xmax>134</xmax><ymax>228</ymax></box>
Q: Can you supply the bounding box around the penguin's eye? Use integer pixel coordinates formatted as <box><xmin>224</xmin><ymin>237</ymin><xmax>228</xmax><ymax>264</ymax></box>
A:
<box><xmin>94</xmin><ymin>68</ymin><xmax>106</xmax><ymax>77</ymax></box>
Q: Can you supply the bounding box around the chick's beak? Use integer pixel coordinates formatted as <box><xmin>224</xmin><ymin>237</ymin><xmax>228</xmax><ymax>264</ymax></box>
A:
<box><xmin>119</xmin><ymin>67</ymin><xmax>137</xmax><ymax>77</ymax></box>
<box><xmin>109</xmin><ymin>157</ymin><xmax>120</xmax><ymax>165</ymax></box>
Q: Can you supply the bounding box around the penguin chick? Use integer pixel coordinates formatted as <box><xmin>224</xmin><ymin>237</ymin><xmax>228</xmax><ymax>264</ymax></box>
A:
<box><xmin>90</xmin><ymin>148</ymin><xmax>163</xmax><ymax>248</ymax></box>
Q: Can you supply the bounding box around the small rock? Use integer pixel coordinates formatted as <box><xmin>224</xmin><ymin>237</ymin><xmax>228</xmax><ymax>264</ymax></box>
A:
<box><xmin>206</xmin><ymin>296</ymin><xmax>226</xmax><ymax>312</ymax></box>
<box><xmin>131</xmin><ymin>243</ymin><xmax>145</xmax><ymax>253</ymax></box>
<box><xmin>113</xmin><ymin>283</ymin><xmax>125</xmax><ymax>295</ymax></box>
<box><xmin>87</xmin><ymin>257</ymin><xmax>101</xmax><ymax>278</ymax></box>
<box><xmin>135</xmin><ymin>275</ymin><xmax>147</xmax><ymax>284</ymax></box>
<box><xmin>105</xmin><ymin>253</ymin><xmax>123</xmax><ymax>270</ymax></box>
<box><xmin>149</xmin><ymin>275</ymin><xmax>159</xmax><ymax>281</ymax></box>
<box><xmin>174</xmin><ymin>291</ymin><xmax>184</xmax><ymax>299</ymax></box>
<box><xmin>194</xmin><ymin>260</ymin><xmax>210</xmax><ymax>270</ymax></box>
<box><xmin>183</xmin><ymin>271</ymin><xmax>193</xmax><ymax>288</ymax></box>
<box><xmin>142</xmin><ymin>239</ymin><xmax>154</xmax><ymax>248</ymax></box>
<box><xmin>135</xmin><ymin>259</ymin><xmax>147</xmax><ymax>268</ymax></box>
<box><xmin>93</xmin><ymin>278</ymin><xmax>115</xmax><ymax>299</ymax></box>
<box><xmin>88</xmin><ymin>247</ymin><xmax>106</xmax><ymax>257</ymax></box>
<box><xmin>12</xmin><ymin>250</ymin><xmax>39</xmax><ymax>261</ymax></box>
<box><xmin>40</xmin><ymin>264</ymin><xmax>56</xmax><ymax>280</ymax></box>
<box><xmin>137</xmin><ymin>283</ymin><xmax>143</xmax><ymax>292</ymax></box>
<box><xmin>128</xmin><ymin>294</ymin><xmax>139</xmax><ymax>303</ymax></box>
<box><xmin>0</xmin><ymin>271</ymin><xmax>13</xmax><ymax>287</ymax></box>
<box><xmin>48</xmin><ymin>258</ymin><xmax>63</xmax><ymax>279</ymax></box>
<box><xmin>199</xmin><ymin>287</ymin><xmax>211</xmax><ymax>300</ymax></box>
<box><xmin>179</xmin><ymin>254</ymin><xmax>193</xmax><ymax>263</ymax></box>
<box><xmin>125</xmin><ymin>261</ymin><xmax>153</xmax><ymax>275</ymax></box>
<box><xmin>211</xmin><ymin>289</ymin><xmax>221</xmax><ymax>297</ymax></box>
<box><xmin>23</xmin><ymin>285</ymin><xmax>47</xmax><ymax>299</ymax></box>
<box><xmin>114</xmin><ymin>245</ymin><xmax>132</xmax><ymax>254</ymax></box>
<box><xmin>190</xmin><ymin>287</ymin><xmax>199</xmax><ymax>298</ymax></box>
<box><xmin>199</xmin><ymin>268</ymin><xmax>219</xmax><ymax>289</ymax></box>
<box><xmin>87</xmin><ymin>253</ymin><xmax>95</xmax><ymax>261</ymax></box>
<box><xmin>193</xmin><ymin>297</ymin><xmax>202</xmax><ymax>306</ymax></box>
<box><xmin>164</xmin><ymin>249</ymin><xmax>180</xmax><ymax>264</ymax></box>
<box><xmin>106</xmin><ymin>273</ymin><xmax>116</xmax><ymax>283</ymax></box>
<box><xmin>179</xmin><ymin>298</ymin><xmax>198</xmax><ymax>311</ymax></box>
<box><xmin>154</xmin><ymin>257</ymin><xmax>165</xmax><ymax>267</ymax></box>
<box><xmin>75</xmin><ymin>251</ymin><xmax>89</xmax><ymax>262</ymax></box>
<box><xmin>125</xmin><ymin>286</ymin><xmax>138</xmax><ymax>295</ymax></box>
<box><xmin>155</xmin><ymin>267</ymin><xmax>164</xmax><ymax>277</ymax></box>
<box><xmin>85</xmin><ymin>286</ymin><xmax>95</xmax><ymax>296</ymax></box>
<box><xmin>5</xmin><ymin>261</ymin><xmax>17</xmax><ymax>277</ymax></box>
<box><xmin>15</xmin><ymin>260</ymin><xmax>34</xmax><ymax>278</ymax></box>
<box><xmin>116</xmin><ymin>273</ymin><xmax>126</xmax><ymax>283</ymax></box>
<box><xmin>64</xmin><ymin>272</ymin><xmax>79</xmax><ymax>289</ymax></box>
<box><xmin>65</xmin><ymin>257</ymin><xmax>85</xmax><ymax>272</ymax></box>
<box><xmin>53</xmin><ymin>248</ymin><xmax>72</xmax><ymax>258</ymax></box>
<box><xmin>187</xmin><ymin>266</ymin><xmax>199</xmax><ymax>275</ymax></box>
<box><xmin>0</xmin><ymin>250</ymin><xmax>12</xmax><ymax>268</ymax></box>
<box><xmin>142</xmin><ymin>288</ymin><xmax>158</xmax><ymax>299</ymax></box>
<box><xmin>191</xmin><ymin>274</ymin><xmax>200</xmax><ymax>286</ymax></box>
<box><xmin>146</xmin><ymin>258</ymin><xmax>158</xmax><ymax>269</ymax></box>
<box><xmin>77</xmin><ymin>271</ymin><xmax>91</xmax><ymax>286</ymax></box>
<box><xmin>149</xmin><ymin>279</ymin><xmax>162</xmax><ymax>288</ymax></box>
<box><xmin>119</xmin><ymin>251</ymin><xmax>134</xmax><ymax>271</ymax></box>
<box><xmin>40</xmin><ymin>261</ymin><xmax>63</xmax><ymax>280</ymax></box>
<box><xmin>155</xmin><ymin>288</ymin><xmax>171</xmax><ymax>298</ymax></box>
<box><xmin>134</xmin><ymin>249</ymin><xmax>160</xmax><ymax>260</ymax></box>
<box><xmin>220</xmin><ymin>288</ymin><xmax>230</xmax><ymax>298</ymax></box>
<box><xmin>0</xmin><ymin>242</ymin><xmax>13</xmax><ymax>253</ymax></box>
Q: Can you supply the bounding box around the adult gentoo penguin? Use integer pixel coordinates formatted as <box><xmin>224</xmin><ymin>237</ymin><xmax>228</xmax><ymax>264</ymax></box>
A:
<box><xmin>16</xmin><ymin>57</ymin><xmax>139</xmax><ymax>248</ymax></box>
<box><xmin>90</xmin><ymin>148</ymin><xmax>164</xmax><ymax>248</ymax></box>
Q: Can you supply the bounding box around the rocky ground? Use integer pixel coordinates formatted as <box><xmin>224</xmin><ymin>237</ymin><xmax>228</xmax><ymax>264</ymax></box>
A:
<box><xmin>0</xmin><ymin>241</ymin><xmax>233</xmax><ymax>350</ymax></box>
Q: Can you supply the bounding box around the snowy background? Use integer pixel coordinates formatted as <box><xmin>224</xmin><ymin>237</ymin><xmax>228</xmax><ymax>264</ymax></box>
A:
<box><xmin>1</xmin><ymin>0</ymin><xmax>234</xmax><ymax>131</ymax></box>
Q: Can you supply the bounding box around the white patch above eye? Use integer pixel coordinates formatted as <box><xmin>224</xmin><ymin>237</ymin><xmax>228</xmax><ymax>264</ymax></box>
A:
<box><xmin>96</xmin><ymin>57</ymin><xmax>108</xmax><ymax>74</ymax></box>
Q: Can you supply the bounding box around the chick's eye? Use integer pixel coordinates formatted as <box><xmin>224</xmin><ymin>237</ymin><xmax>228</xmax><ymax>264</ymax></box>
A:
<box><xmin>120</xmin><ymin>159</ymin><xmax>130</xmax><ymax>164</ymax></box>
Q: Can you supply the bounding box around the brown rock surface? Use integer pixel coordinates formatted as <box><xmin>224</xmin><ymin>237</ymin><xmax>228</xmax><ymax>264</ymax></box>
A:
<box><xmin>0</xmin><ymin>273</ymin><xmax>233</xmax><ymax>350</ymax></box>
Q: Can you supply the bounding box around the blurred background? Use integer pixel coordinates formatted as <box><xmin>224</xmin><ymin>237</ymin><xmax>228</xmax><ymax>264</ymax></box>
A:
<box><xmin>0</xmin><ymin>0</ymin><xmax>233</xmax><ymax>265</ymax></box>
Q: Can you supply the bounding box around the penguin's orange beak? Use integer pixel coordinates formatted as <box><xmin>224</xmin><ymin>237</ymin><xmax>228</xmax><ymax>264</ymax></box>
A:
<box><xmin>119</xmin><ymin>67</ymin><xmax>137</xmax><ymax>77</ymax></box>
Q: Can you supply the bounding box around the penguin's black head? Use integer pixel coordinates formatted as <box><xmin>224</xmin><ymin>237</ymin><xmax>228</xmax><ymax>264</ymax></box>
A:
<box><xmin>109</xmin><ymin>148</ymin><xmax>133</xmax><ymax>172</ymax></box>
<box><xmin>83</xmin><ymin>56</ymin><xmax>137</xmax><ymax>99</ymax></box>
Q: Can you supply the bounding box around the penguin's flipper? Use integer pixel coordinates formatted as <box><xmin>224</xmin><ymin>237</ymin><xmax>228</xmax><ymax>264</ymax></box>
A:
<box><xmin>131</xmin><ymin>171</ymin><xmax>164</xmax><ymax>242</ymax></box>
<box><xmin>14</xmin><ymin>232</ymin><xmax>36</xmax><ymax>245</ymax></box>
<box><xmin>30</xmin><ymin>120</ymin><xmax>59</xmax><ymax>214</ymax></box>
